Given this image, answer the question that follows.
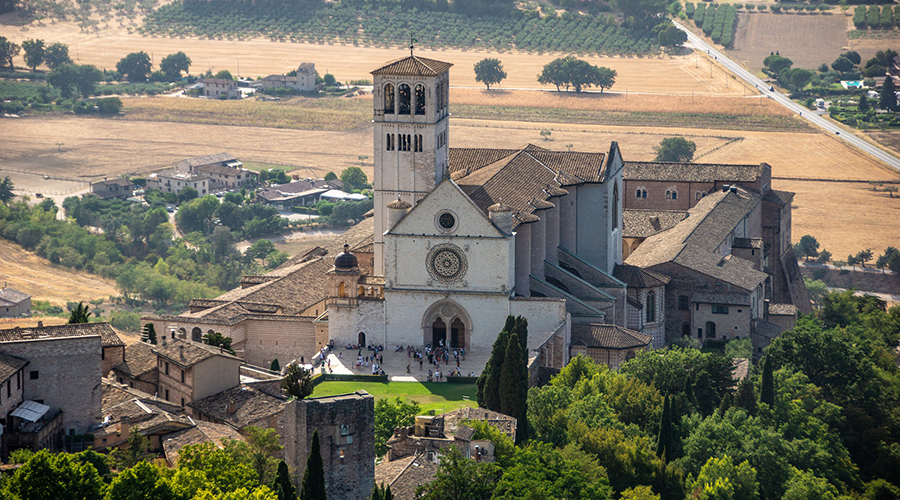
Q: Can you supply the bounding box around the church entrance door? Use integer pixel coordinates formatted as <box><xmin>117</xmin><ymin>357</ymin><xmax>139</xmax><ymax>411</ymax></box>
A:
<box><xmin>450</xmin><ymin>318</ymin><xmax>465</xmax><ymax>349</ymax></box>
<box><xmin>432</xmin><ymin>318</ymin><xmax>447</xmax><ymax>348</ymax></box>
<box><xmin>358</xmin><ymin>331</ymin><xmax>366</xmax><ymax>346</ymax></box>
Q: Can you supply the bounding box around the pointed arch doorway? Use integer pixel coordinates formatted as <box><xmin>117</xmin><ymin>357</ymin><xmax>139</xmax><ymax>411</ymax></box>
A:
<box><xmin>422</xmin><ymin>300</ymin><xmax>471</xmax><ymax>349</ymax></box>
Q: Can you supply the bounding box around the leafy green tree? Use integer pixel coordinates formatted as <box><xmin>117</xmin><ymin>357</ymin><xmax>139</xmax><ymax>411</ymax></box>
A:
<box><xmin>0</xmin><ymin>36</ymin><xmax>19</xmax><ymax>69</ymax></box>
<box><xmin>224</xmin><ymin>427</ymin><xmax>283</xmax><ymax>486</ymax></box>
<box><xmin>176</xmin><ymin>195</ymin><xmax>220</xmax><ymax>234</ymax></box>
<box><xmin>860</xmin><ymin>95</ymin><xmax>870</xmax><ymax>112</ymax></box>
<box><xmin>215</xmin><ymin>69</ymin><xmax>234</xmax><ymax>80</ymax></box>
<box><xmin>203</xmin><ymin>331</ymin><xmax>234</xmax><ymax>354</ymax></box>
<box><xmin>175</xmin><ymin>441</ymin><xmax>260</xmax><ymax>495</ymax></box>
<box><xmin>47</xmin><ymin>63</ymin><xmax>102</xmax><ymax>99</ymax></box>
<box><xmin>160</xmin><ymin>51</ymin><xmax>191</xmax><ymax>80</ymax></box>
<box><xmin>832</xmin><ymin>55</ymin><xmax>855</xmax><ymax>74</ymax></box>
<box><xmin>688</xmin><ymin>455</ymin><xmax>759</xmax><ymax>500</ymax></box>
<box><xmin>68</xmin><ymin>301</ymin><xmax>91</xmax><ymax>324</ymax></box>
<box><xmin>111</xmin><ymin>426</ymin><xmax>154</xmax><ymax>469</ymax></box>
<box><xmin>856</xmin><ymin>248</ymin><xmax>874</xmax><ymax>268</ymax></box>
<box><xmin>339</xmin><ymin>167</ymin><xmax>369</xmax><ymax>191</ymax></box>
<box><xmin>416</xmin><ymin>446</ymin><xmax>502</xmax><ymax>500</ymax></box>
<box><xmin>374</xmin><ymin>397</ymin><xmax>421</xmax><ymax>457</ymax></box>
<box><xmin>22</xmin><ymin>38</ymin><xmax>45</xmax><ymax>72</ymax></box>
<box><xmin>106</xmin><ymin>461</ymin><xmax>175</xmax><ymax>500</ymax></box>
<box><xmin>6</xmin><ymin>450</ymin><xmax>105</xmax><ymax>500</ymax></box>
<box><xmin>272</xmin><ymin>460</ymin><xmax>298</xmax><ymax>500</ymax></box>
<box><xmin>270</xmin><ymin>358</ymin><xmax>281</xmax><ymax>373</ymax></box>
<box><xmin>778</xmin><ymin>68</ymin><xmax>813</xmax><ymax>92</ymax></box>
<box><xmin>282</xmin><ymin>363</ymin><xmax>314</xmax><ymax>400</ymax></box>
<box><xmin>880</xmin><ymin>75</ymin><xmax>898</xmax><ymax>111</ymax></box>
<box><xmin>844</xmin><ymin>50</ymin><xmax>862</xmax><ymax>65</ymax></box>
<box><xmin>654</xmin><ymin>137</ymin><xmax>696</xmax><ymax>162</ymax></box>
<box><xmin>177</xmin><ymin>186</ymin><xmax>198</xmax><ymax>204</ymax></box>
<box><xmin>610</xmin><ymin>0</ymin><xmax>668</xmax><ymax>26</ymax></box>
<box><xmin>795</xmin><ymin>235</ymin><xmax>819</xmax><ymax>261</ymax></box>
<box><xmin>473</xmin><ymin>58</ymin><xmax>507</xmax><ymax>89</ymax></box>
<box><xmin>44</xmin><ymin>42</ymin><xmax>72</xmax><ymax>69</ymax></box>
<box><xmin>0</xmin><ymin>176</ymin><xmax>14</xmax><ymax>203</ymax></box>
<box><xmin>116</xmin><ymin>51</ymin><xmax>153</xmax><ymax>82</ymax></box>
<box><xmin>763</xmin><ymin>54</ymin><xmax>793</xmax><ymax>76</ymax></box>
<box><xmin>494</xmin><ymin>442</ymin><xmax>613</xmax><ymax>499</ymax></box>
<box><xmin>299</xmin><ymin>430</ymin><xmax>326</xmax><ymax>500</ymax></box>
<box><xmin>323</xmin><ymin>172</ymin><xmax>337</xmax><ymax>181</ymax></box>
<box><xmin>865</xmin><ymin>479</ymin><xmax>900</xmax><ymax>500</ymax></box>
<box><xmin>732</xmin><ymin>378</ymin><xmax>757</xmax><ymax>416</ymax></box>
<box><xmin>782</xmin><ymin>469</ymin><xmax>840</xmax><ymax>500</ymax></box>
<box><xmin>658</xmin><ymin>25</ymin><xmax>687</xmax><ymax>48</ymax></box>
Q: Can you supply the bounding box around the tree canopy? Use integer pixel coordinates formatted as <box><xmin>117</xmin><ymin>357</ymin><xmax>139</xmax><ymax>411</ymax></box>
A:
<box><xmin>538</xmin><ymin>56</ymin><xmax>616</xmax><ymax>93</ymax></box>
<box><xmin>654</xmin><ymin>137</ymin><xmax>697</xmax><ymax>162</ymax></box>
<box><xmin>340</xmin><ymin>167</ymin><xmax>370</xmax><ymax>191</ymax></box>
<box><xmin>474</xmin><ymin>58</ymin><xmax>507</xmax><ymax>90</ymax></box>
<box><xmin>116</xmin><ymin>51</ymin><xmax>153</xmax><ymax>82</ymax></box>
<box><xmin>160</xmin><ymin>51</ymin><xmax>192</xmax><ymax>80</ymax></box>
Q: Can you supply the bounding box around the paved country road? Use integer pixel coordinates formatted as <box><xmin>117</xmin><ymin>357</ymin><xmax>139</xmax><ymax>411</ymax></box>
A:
<box><xmin>672</xmin><ymin>20</ymin><xmax>900</xmax><ymax>173</ymax></box>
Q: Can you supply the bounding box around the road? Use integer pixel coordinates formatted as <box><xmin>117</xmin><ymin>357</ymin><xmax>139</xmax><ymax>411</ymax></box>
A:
<box><xmin>672</xmin><ymin>20</ymin><xmax>900</xmax><ymax>173</ymax></box>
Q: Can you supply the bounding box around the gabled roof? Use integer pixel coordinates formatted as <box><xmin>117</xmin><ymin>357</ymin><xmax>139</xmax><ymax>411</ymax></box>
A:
<box><xmin>0</xmin><ymin>288</ymin><xmax>31</xmax><ymax>306</ymax></box>
<box><xmin>450</xmin><ymin>145</ymin><xmax>607</xmax><ymax>229</ymax></box>
<box><xmin>571</xmin><ymin>324</ymin><xmax>652</xmax><ymax>350</ymax></box>
<box><xmin>622</xmin><ymin>210</ymin><xmax>688</xmax><ymax>238</ymax></box>
<box><xmin>613</xmin><ymin>264</ymin><xmax>670</xmax><ymax>288</ymax></box>
<box><xmin>0</xmin><ymin>353</ymin><xmax>27</xmax><ymax>383</ymax></box>
<box><xmin>691</xmin><ymin>292</ymin><xmax>751</xmax><ymax>306</ymax></box>
<box><xmin>186</xmin><ymin>385</ymin><xmax>285</xmax><ymax>429</ymax></box>
<box><xmin>175</xmin><ymin>153</ymin><xmax>237</xmax><ymax>170</ymax></box>
<box><xmin>625</xmin><ymin>188</ymin><xmax>769</xmax><ymax>291</ymax></box>
<box><xmin>0</xmin><ymin>322</ymin><xmax>124</xmax><ymax>347</ymax></box>
<box><xmin>92</xmin><ymin>178</ymin><xmax>132</xmax><ymax>188</ymax></box>
<box><xmin>113</xmin><ymin>342</ymin><xmax>158</xmax><ymax>378</ymax></box>
<box><xmin>152</xmin><ymin>338</ymin><xmax>242</xmax><ymax>368</ymax></box>
<box><xmin>163</xmin><ymin>420</ymin><xmax>245</xmax><ymax>465</ymax></box>
<box><xmin>768</xmin><ymin>303</ymin><xmax>798</xmax><ymax>316</ymax></box>
<box><xmin>375</xmin><ymin>454</ymin><xmax>438</xmax><ymax>500</ymax></box>
<box><xmin>371</xmin><ymin>55</ymin><xmax>453</xmax><ymax>77</ymax></box>
<box><xmin>624</xmin><ymin>161</ymin><xmax>764</xmax><ymax>183</ymax></box>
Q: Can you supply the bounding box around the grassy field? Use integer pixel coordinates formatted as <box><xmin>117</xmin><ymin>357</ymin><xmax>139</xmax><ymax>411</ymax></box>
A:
<box><xmin>0</xmin><ymin>239</ymin><xmax>118</xmax><ymax>306</ymax></box>
<box><xmin>312</xmin><ymin>381</ymin><xmax>477</xmax><ymax>413</ymax></box>
<box><xmin>730</xmin><ymin>12</ymin><xmax>848</xmax><ymax>72</ymax></box>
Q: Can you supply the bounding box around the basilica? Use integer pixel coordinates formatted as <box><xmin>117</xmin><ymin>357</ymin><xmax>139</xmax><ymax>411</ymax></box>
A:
<box><xmin>144</xmin><ymin>54</ymin><xmax>809</xmax><ymax>372</ymax></box>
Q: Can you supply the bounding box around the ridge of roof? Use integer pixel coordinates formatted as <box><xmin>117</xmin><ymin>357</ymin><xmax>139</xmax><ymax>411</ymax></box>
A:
<box><xmin>371</xmin><ymin>55</ymin><xmax>453</xmax><ymax>77</ymax></box>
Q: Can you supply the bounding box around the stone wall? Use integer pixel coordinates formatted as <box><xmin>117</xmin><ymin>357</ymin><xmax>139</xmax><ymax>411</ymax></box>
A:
<box><xmin>0</xmin><ymin>336</ymin><xmax>102</xmax><ymax>433</ymax></box>
<box><xmin>284</xmin><ymin>391</ymin><xmax>375</xmax><ymax>500</ymax></box>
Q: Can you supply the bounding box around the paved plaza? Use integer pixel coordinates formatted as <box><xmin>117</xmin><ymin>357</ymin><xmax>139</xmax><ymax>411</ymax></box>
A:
<box><xmin>317</xmin><ymin>346</ymin><xmax>492</xmax><ymax>382</ymax></box>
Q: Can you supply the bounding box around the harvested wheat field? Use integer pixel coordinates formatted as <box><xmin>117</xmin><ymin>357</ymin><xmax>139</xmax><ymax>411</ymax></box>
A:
<box><xmin>774</xmin><ymin>180</ymin><xmax>900</xmax><ymax>259</ymax></box>
<box><xmin>730</xmin><ymin>12</ymin><xmax>849</xmax><ymax>72</ymax></box>
<box><xmin>0</xmin><ymin>317</ymin><xmax>69</xmax><ymax>329</ymax></box>
<box><xmin>3</xmin><ymin>18</ymin><xmax>742</xmax><ymax>95</ymax></box>
<box><xmin>850</xmin><ymin>32</ymin><xmax>900</xmax><ymax>65</ymax></box>
<box><xmin>0</xmin><ymin>239</ymin><xmax>117</xmax><ymax>306</ymax></box>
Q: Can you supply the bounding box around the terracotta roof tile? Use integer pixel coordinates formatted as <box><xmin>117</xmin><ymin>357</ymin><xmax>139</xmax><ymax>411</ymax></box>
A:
<box><xmin>0</xmin><ymin>353</ymin><xmax>27</xmax><ymax>382</ymax></box>
<box><xmin>379</xmin><ymin>454</ymin><xmax>438</xmax><ymax>500</ymax></box>
<box><xmin>113</xmin><ymin>342</ymin><xmax>157</xmax><ymax>378</ymax></box>
<box><xmin>768</xmin><ymin>303</ymin><xmax>798</xmax><ymax>316</ymax></box>
<box><xmin>622</xmin><ymin>209</ymin><xmax>688</xmax><ymax>238</ymax></box>
<box><xmin>624</xmin><ymin>161</ymin><xmax>763</xmax><ymax>183</ymax></box>
<box><xmin>0</xmin><ymin>322</ymin><xmax>124</xmax><ymax>347</ymax></box>
<box><xmin>571</xmin><ymin>324</ymin><xmax>652</xmax><ymax>350</ymax></box>
<box><xmin>163</xmin><ymin>421</ymin><xmax>245</xmax><ymax>465</ymax></box>
<box><xmin>187</xmin><ymin>385</ymin><xmax>285</xmax><ymax>429</ymax></box>
<box><xmin>613</xmin><ymin>264</ymin><xmax>670</xmax><ymax>288</ymax></box>
<box><xmin>371</xmin><ymin>55</ymin><xmax>453</xmax><ymax>76</ymax></box>
<box><xmin>691</xmin><ymin>292</ymin><xmax>751</xmax><ymax>306</ymax></box>
<box><xmin>152</xmin><ymin>338</ymin><xmax>242</xmax><ymax>367</ymax></box>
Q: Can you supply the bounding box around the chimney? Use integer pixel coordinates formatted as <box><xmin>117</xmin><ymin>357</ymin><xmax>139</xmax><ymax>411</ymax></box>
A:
<box><xmin>161</xmin><ymin>334</ymin><xmax>167</xmax><ymax>345</ymax></box>
<box><xmin>37</xmin><ymin>321</ymin><xmax>43</xmax><ymax>328</ymax></box>
<box><xmin>119</xmin><ymin>416</ymin><xmax>131</xmax><ymax>438</ymax></box>
<box><xmin>722</xmin><ymin>184</ymin><xmax>730</xmax><ymax>192</ymax></box>
<box><xmin>386</xmin><ymin>197</ymin><xmax>412</xmax><ymax>230</ymax></box>
<box><xmin>649</xmin><ymin>216</ymin><xmax>660</xmax><ymax>230</ymax></box>
<box><xmin>488</xmin><ymin>200</ymin><xmax>514</xmax><ymax>236</ymax></box>
<box><xmin>179</xmin><ymin>344</ymin><xmax>185</xmax><ymax>360</ymax></box>
<box><xmin>227</xmin><ymin>397</ymin><xmax>236</xmax><ymax>415</ymax></box>
<box><xmin>730</xmin><ymin>186</ymin><xmax>738</xmax><ymax>194</ymax></box>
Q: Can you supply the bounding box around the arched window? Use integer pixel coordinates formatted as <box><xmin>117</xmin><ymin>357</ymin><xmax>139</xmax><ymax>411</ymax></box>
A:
<box><xmin>705</xmin><ymin>321</ymin><xmax>717</xmax><ymax>338</ymax></box>
<box><xmin>436</xmin><ymin>80</ymin><xmax>443</xmax><ymax>110</ymax></box>
<box><xmin>671</xmin><ymin>190</ymin><xmax>678</xmax><ymax>200</ymax></box>
<box><xmin>415</xmin><ymin>134</ymin><xmax>423</xmax><ymax>152</ymax></box>
<box><xmin>646</xmin><ymin>291</ymin><xmax>656</xmax><ymax>323</ymax></box>
<box><xmin>191</xmin><ymin>327</ymin><xmax>202</xmax><ymax>342</ymax></box>
<box><xmin>696</xmin><ymin>191</ymin><xmax>703</xmax><ymax>200</ymax></box>
<box><xmin>386</xmin><ymin>133</ymin><xmax>394</xmax><ymax>151</ymax></box>
<box><xmin>415</xmin><ymin>84</ymin><xmax>426</xmax><ymax>115</ymax></box>
<box><xmin>636</xmin><ymin>189</ymin><xmax>642</xmax><ymax>198</ymax></box>
<box><xmin>612</xmin><ymin>184</ymin><xmax>619</xmax><ymax>230</ymax></box>
<box><xmin>398</xmin><ymin>84</ymin><xmax>411</xmax><ymax>115</ymax></box>
<box><xmin>682</xmin><ymin>323</ymin><xmax>690</xmax><ymax>337</ymax></box>
<box><xmin>641</xmin><ymin>189</ymin><xmax>648</xmax><ymax>198</ymax></box>
<box><xmin>358</xmin><ymin>286</ymin><xmax>365</xmax><ymax>297</ymax></box>
<box><xmin>338</xmin><ymin>282</ymin><xmax>347</xmax><ymax>298</ymax></box>
<box><xmin>384</xmin><ymin>83</ymin><xmax>395</xmax><ymax>114</ymax></box>
<box><xmin>665</xmin><ymin>190</ymin><xmax>672</xmax><ymax>200</ymax></box>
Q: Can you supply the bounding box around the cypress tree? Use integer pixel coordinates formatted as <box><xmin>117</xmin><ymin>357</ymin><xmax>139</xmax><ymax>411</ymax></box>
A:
<box><xmin>273</xmin><ymin>460</ymin><xmax>297</xmax><ymax>500</ymax></box>
<box><xmin>141</xmin><ymin>323</ymin><xmax>157</xmax><ymax>344</ymax></box>
<box><xmin>760</xmin><ymin>356</ymin><xmax>775</xmax><ymax>407</ymax></box>
<box><xmin>498</xmin><ymin>334</ymin><xmax>528</xmax><ymax>442</ymax></box>
<box><xmin>656</xmin><ymin>395</ymin><xmax>673</xmax><ymax>460</ymax></box>
<box><xmin>299</xmin><ymin>430</ymin><xmax>327</xmax><ymax>500</ymax></box>
<box><xmin>271</xmin><ymin>358</ymin><xmax>281</xmax><ymax>373</ymax></box>
<box><xmin>684</xmin><ymin>376</ymin><xmax>698</xmax><ymax>410</ymax></box>
<box><xmin>717</xmin><ymin>392</ymin><xmax>732</xmax><ymax>417</ymax></box>
<box><xmin>733</xmin><ymin>378</ymin><xmax>758</xmax><ymax>416</ymax></box>
<box><xmin>479</xmin><ymin>328</ymin><xmax>510</xmax><ymax>411</ymax></box>
<box><xmin>881</xmin><ymin>75</ymin><xmax>898</xmax><ymax>111</ymax></box>
<box><xmin>513</xmin><ymin>316</ymin><xmax>528</xmax><ymax>359</ymax></box>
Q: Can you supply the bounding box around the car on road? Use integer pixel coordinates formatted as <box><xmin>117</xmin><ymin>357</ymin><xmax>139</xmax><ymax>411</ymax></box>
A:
<box><xmin>835</xmin><ymin>131</ymin><xmax>840</xmax><ymax>135</ymax></box>
<box><xmin>768</xmin><ymin>86</ymin><xmax>774</xmax><ymax>91</ymax></box>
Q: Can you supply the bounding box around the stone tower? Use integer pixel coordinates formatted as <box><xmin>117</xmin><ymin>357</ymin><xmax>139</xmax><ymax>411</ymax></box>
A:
<box><xmin>370</xmin><ymin>55</ymin><xmax>453</xmax><ymax>275</ymax></box>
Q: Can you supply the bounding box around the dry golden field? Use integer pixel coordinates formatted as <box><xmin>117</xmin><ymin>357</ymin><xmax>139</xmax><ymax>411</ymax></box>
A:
<box><xmin>730</xmin><ymin>12</ymin><xmax>850</xmax><ymax>72</ymax></box>
<box><xmin>849</xmin><ymin>31</ymin><xmax>900</xmax><ymax>63</ymax></box>
<box><xmin>0</xmin><ymin>239</ymin><xmax>118</xmax><ymax>306</ymax></box>
<box><xmin>1</xmin><ymin>16</ymin><xmax>745</xmax><ymax>95</ymax></box>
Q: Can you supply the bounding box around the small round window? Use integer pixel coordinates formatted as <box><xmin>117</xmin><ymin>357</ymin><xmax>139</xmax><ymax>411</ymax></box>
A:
<box><xmin>435</xmin><ymin>210</ymin><xmax>457</xmax><ymax>233</ymax></box>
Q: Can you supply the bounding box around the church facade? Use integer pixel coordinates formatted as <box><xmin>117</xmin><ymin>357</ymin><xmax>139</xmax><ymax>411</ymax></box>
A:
<box><xmin>327</xmin><ymin>55</ymin><xmax>641</xmax><ymax>364</ymax></box>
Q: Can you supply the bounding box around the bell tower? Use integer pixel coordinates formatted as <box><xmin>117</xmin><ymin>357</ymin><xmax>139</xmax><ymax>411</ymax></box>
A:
<box><xmin>370</xmin><ymin>55</ymin><xmax>453</xmax><ymax>275</ymax></box>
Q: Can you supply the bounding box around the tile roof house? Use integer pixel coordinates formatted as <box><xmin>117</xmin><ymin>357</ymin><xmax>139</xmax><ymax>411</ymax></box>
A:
<box><xmin>152</xmin><ymin>338</ymin><xmax>242</xmax><ymax>407</ymax></box>
<box><xmin>90</xmin><ymin>178</ymin><xmax>133</xmax><ymax>200</ymax></box>
<box><xmin>187</xmin><ymin>384</ymin><xmax>285</xmax><ymax>434</ymax></box>
<box><xmin>374</xmin><ymin>453</ymin><xmax>438</xmax><ymax>500</ymax></box>
<box><xmin>570</xmin><ymin>323</ymin><xmax>652</xmax><ymax>369</ymax></box>
<box><xmin>112</xmin><ymin>341</ymin><xmax>159</xmax><ymax>395</ymax></box>
<box><xmin>0</xmin><ymin>288</ymin><xmax>31</xmax><ymax>318</ymax></box>
<box><xmin>0</xmin><ymin>322</ymin><xmax>125</xmax><ymax>378</ymax></box>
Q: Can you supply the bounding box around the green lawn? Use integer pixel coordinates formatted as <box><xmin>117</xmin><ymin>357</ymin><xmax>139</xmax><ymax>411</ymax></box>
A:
<box><xmin>311</xmin><ymin>382</ymin><xmax>477</xmax><ymax>413</ymax></box>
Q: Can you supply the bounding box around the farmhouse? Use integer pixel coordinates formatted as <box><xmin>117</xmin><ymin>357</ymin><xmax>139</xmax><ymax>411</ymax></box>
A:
<box><xmin>90</xmin><ymin>178</ymin><xmax>134</xmax><ymax>200</ymax></box>
<box><xmin>0</xmin><ymin>287</ymin><xmax>30</xmax><ymax>318</ymax></box>
<box><xmin>260</xmin><ymin>62</ymin><xmax>317</xmax><ymax>92</ymax></box>
<box><xmin>174</xmin><ymin>153</ymin><xmax>257</xmax><ymax>191</ymax></box>
<box><xmin>257</xmin><ymin>178</ymin><xmax>343</xmax><ymax>210</ymax></box>
<box><xmin>199</xmin><ymin>78</ymin><xmax>240</xmax><ymax>99</ymax></box>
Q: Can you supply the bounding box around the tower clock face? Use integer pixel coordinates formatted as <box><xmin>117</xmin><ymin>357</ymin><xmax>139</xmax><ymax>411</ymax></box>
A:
<box><xmin>426</xmin><ymin>244</ymin><xmax>467</xmax><ymax>283</ymax></box>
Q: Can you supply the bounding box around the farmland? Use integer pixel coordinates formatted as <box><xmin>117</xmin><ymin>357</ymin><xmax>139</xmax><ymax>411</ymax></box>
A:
<box><xmin>729</xmin><ymin>12</ymin><xmax>848</xmax><ymax>72</ymax></box>
<box><xmin>142</xmin><ymin>0</ymin><xmax>658</xmax><ymax>55</ymax></box>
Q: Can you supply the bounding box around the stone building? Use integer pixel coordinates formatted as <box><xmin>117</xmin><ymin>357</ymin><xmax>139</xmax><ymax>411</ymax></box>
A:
<box><xmin>283</xmin><ymin>391</ymin><xmax>374</xmax><ymax>500</ymax></box>
<box><xmin>112</xmin><ymin>341</ymin><xmax>159</xmax><ymax>395</ymax></box>
<box><xmin>89</xmin><ymin>178</ymin><xmax>133</xmax><ymax>200</ymax></box>
<box><xmin>569</xmin><ymin>324</ymin><xmax>652</xmax><ymax>370</ymax></box>
<box><xmin>623</xmin><ymin>161</ymin><xmax>771</xmax><ymax>211</ymax></box>
<box><xmin>187</xmin><ymin>384</ymin><xmax>285</xmax><ymax>436</ymax></box>
<box><xmin>260</xmin><ymin>62</ymin><xmax>317</xmax><ymax>92</ymax></box>
<box><xmin>199</xmin><ymin>78</ymin><xmax>240</xmax><ymax>99</ymax></box>
<box><xmin>0</xmin><ymin>288</ymin><xmax>31</xmax><ymax>318</ymax></box>
<box><xmin>0</xmin><ymin>323</ymin><xmax>127</xmax><ymax>435</ymax></box>
<box><xmin>153</xmin><ymin>338</ymin><xmax>242</xmax><ymax>407</ymax></box>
